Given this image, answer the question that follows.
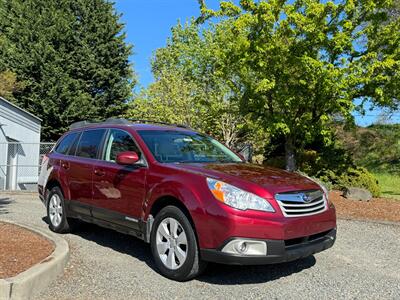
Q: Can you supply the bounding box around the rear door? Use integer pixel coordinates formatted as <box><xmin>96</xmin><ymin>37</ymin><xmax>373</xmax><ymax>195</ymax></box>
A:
<box><xmin>91</xmin><ymin>128</ymin><xmax>147</xmax><ymax>225</ymax></box>
<box><xmin>65</xmin><ymin>129</ymin><xmax>106</xmax><ymax>216</ymax></box>
<box><xmin>39</xmin><ymin>131</ymin><xmax>79</xmax><ymax>200</ymax></box>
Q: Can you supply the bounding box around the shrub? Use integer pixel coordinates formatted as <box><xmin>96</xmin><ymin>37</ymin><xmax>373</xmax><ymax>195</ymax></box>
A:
<box><xmin>316</xmin><ymin>167</ymin><xmax>380</xmax><ymax>197</ymax></box>
<box><xmin>262</xmin><ymin>132</ymin><xmax>381</xmax><ymax>197</ymax></box>
<box><xmin>338</xmin><ymin>167</ymin><xmax>380</xmax><ymax>197</ymax></box>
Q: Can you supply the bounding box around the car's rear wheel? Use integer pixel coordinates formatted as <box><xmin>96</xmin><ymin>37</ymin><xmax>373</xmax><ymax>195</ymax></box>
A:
<box><xmin>47</xmin><ymin>186</ymin><xmax>76</xmax><ymax>233</ymax></box>
<box><xmin>150</xmin><ymin>205</ymin><xmax>207</xmax><ymax>281</ymax></box>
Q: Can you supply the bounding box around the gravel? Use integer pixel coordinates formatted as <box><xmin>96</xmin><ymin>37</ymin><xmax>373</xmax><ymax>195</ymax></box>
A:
<box><xmin>1</xmin><ymin>192</ymin><xmax>399</xmax><ymax>300</ymax></box>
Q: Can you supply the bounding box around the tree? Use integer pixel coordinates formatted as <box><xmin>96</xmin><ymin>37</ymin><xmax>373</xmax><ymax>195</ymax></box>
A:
<box><xmin>127</xmin><ymin>22</ymin><xmax>249</xmax><ymax>148</ymax></box>
<box><xmin>197</xmin><ymin>0</ymin><xmax>400</xmax><ymax>171</ymax></box>
<box><xmin>389</xmin><ymin>0</ymin><xmax>400</xmax><ymax>20</ymax></box>
<box><xmin>128</xmin><ymin>68</ymin><xmax>208</xmax><ymax>131</ymax></box>
<box><xmin>0</xmin><ymin>70</ymin><xmax>21</xmax><ymax>99</ymax></box>
<box><xmin>0</xmin><ymin>0</ymin><xmax>135</xmax><ymax>140</ymax></box>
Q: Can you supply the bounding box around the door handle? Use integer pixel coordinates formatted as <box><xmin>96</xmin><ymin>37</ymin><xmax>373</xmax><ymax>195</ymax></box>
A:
<box><xmin>61</xmin><ymin>161</ymin><xmax>70</xmax><ymax>170</ymax></box>
<box><xmin>94</xmin><ymin>168</ymin><xmax>106</xmax><ymax>176</ymax></box>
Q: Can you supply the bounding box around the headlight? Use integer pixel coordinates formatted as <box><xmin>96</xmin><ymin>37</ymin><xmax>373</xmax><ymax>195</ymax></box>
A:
<box><xmin>206</xmin><ymin>178</ymin><xmax>275</xmax><ymax>212</ymax></box>
<box><xmin>319</xmin><ymin>183</ymin><xmax>329</xmax><ymax>201</ymax></box>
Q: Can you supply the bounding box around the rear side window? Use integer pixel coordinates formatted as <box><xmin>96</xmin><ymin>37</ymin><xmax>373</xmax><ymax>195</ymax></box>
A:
<box><xmin>76</xmin><ymin>129</ymin><xmax>106</xmax><ymax>159</ymax></box>
<box><xmin>55</xmin><ymin>132</ymin><xmax>79</xmax><ymax>155</ymax></box>
<box><xmin>68</xmin><ymin>132</ymin><xmax>81</xmax><ymax>156</ymax></box>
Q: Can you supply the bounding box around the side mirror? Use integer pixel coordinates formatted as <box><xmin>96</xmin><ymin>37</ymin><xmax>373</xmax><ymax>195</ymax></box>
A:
<box><xmin>116</xmin><ymin>151</ymin><xmax>140</xmax><ymax>165</ymax></box>
<box><xmin>238</xmin><ymin>144</ymin><xmax>253</xmax><ymax>162</ymax></box>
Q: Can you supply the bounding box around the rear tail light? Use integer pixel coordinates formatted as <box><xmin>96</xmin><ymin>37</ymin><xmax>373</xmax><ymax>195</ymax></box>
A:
<box><xmin>41</xmin><ymin>154</ymin><xmax>49</xmax><ymax>165</ymax></box>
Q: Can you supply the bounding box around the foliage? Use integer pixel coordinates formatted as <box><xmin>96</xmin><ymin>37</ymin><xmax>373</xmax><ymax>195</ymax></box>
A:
<box><xmin>197</xmin><ymin>0</ymin><xmax>400</xmax><ymax>171</ymax></box>
<box><xmin>128</xmin><ymin>68</ymin><xmax>209</xmax><ymax>132</ymax></box>
<box><xmin>335</xmin><ymin>124</ymin><xmax>400</xmax><ymax>174</ymax></box>
<box><xmin>127</xmin><ymin>22</ymin><xmax>262</xmax><ymax>150</ymax></box>
<box><xmin>300</xmin><ymin>136</ymin><xmax>380</xmax><ymax>197</ymax></box>
<box><xmin>319</xmin><ymin>167</ymin><xmax>380</xmax><ymax>197</ymax></box>
<box><xmin>373</xmin><ymin>172</ymin><xmax>400</xmax><ymax>200</ymax></box>
<box><xmin>0</xmin><ymin>70</ymin><xmax>22</xmax><ymax>99</ymax></box>
<box><xmin>264</xmin><ymin>131</ymin><xmax>380</xmax><ymax>196</ymax></box>
<box><xmin>0</xmin><ymin>0</ymin><xmax>135</xmax><ymax>140</ymax></box>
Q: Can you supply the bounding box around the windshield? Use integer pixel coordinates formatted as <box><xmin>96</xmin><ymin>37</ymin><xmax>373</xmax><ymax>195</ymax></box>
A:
<box><xmin>138</xmin><ymin>130</ymin><xmax>243</xmax><ymax>163</ymax></box>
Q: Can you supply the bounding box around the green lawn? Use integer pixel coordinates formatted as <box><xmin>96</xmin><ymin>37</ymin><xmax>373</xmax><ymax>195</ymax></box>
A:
<box><xmin>373</xmin><ymin>172</ymin><xmax>400</xmax><ymax>200</ymax></box>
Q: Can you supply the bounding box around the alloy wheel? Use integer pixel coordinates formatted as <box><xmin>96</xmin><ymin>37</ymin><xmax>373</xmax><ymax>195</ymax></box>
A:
<box><xmin>156</xmin><ymin>217</ymin><xmax>188</xmax><ymax>270</ymax></box>
<box><xmin>49</xmin><ymin>194</ymin><xmax>63</xmax><ymax>227</ymax></box>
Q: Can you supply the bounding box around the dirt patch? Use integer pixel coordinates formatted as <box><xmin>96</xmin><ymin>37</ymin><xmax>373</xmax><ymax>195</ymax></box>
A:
<box><xmin>330</xmin><ymin>191</ymin><xmax>400</xmax><ymax>223</ymax></box>
<box><xmin>0</xmin><ymin>222</ymin><xmax>54</xmax><ymax>279</ymax></box>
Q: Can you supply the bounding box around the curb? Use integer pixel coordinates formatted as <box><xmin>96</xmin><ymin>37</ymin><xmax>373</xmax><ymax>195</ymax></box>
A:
<box><xmin>0</xmin><ymin>221</ymin><xmax>69</xmax><ymax>300</ymax></box>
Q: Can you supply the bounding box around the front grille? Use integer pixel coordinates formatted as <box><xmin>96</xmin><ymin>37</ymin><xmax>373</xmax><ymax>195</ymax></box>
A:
<box><xmin>275</xmin><ymin>190</ymin><xmax>327</xmax><ymax>217</ymax></box>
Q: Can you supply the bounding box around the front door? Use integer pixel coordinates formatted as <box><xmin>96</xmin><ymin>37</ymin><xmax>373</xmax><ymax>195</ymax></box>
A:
<box><xmin>91</xmin><ymin>128</ymin><xmax>147</xmax><ymax>226</ymax></box>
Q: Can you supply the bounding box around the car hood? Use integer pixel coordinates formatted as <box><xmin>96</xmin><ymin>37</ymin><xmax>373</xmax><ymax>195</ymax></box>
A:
<box><xmin>170</xmin><ymin>163</ymin><xmax>320</xmax><ymax>194</ymax></box>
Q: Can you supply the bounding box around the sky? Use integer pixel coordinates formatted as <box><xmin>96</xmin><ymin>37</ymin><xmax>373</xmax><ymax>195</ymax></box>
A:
<box><xmin>114</xmin><ymin>0</ymin><xmax>220</xmax><ymax>88</ymax></box>
<box><xmin>113</xmin><ymin>0</ymin><xmax>399</xmax><ymax>127</ymax></box>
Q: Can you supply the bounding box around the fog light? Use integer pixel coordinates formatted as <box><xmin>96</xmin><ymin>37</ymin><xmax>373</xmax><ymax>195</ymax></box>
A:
<box><xmin>235</xmin><ymin>241</ymin><xmax>248</xmax><ymax>254</ymax></box>
<box><xmin>221</xmin><ymin>239</ymin><xmax>267</xmax><ymax>256</ymax></box>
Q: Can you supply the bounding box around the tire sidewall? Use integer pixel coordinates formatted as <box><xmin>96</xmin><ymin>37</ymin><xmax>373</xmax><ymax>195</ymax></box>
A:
<box><xmin>150</xmin><ymin>206</ymin><xmax>198</xmax><ymax>281</ymax></box>
<box><xmin>47</xmin><ymin>186</ymin><xmax>68</xmax><ymax>232</ymax></box>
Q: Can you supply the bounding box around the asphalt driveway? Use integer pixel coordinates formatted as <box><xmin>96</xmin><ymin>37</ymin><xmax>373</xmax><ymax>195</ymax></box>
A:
<box><xmin>1</xmin><ymin>193</ymin><xmax>399</xmax><ymax>300</ymax></box>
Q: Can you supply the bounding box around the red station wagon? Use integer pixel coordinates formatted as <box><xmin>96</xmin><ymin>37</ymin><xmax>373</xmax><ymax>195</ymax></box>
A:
<box><xmin>38</xmin><ymin>118</ymin><xmax>336</xmax><ymax>281</ymax></box>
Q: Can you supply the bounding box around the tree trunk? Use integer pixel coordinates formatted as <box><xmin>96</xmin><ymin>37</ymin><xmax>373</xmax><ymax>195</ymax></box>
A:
<box><xmin>285</xmin><ymin>135</ymin><xmax>296</xmax><ymax>172</ymax></box>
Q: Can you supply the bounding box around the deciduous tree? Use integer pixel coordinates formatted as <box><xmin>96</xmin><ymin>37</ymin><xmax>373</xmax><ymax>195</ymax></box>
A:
<box><xmin>127</xmin><ymin>22</ymin><xmax>248</xmax><ymax>148</ymax></box>
<box><xmin>197</xmin><ymin>0</ymin><xmax>400</xmax><ymax>171</ymax></box>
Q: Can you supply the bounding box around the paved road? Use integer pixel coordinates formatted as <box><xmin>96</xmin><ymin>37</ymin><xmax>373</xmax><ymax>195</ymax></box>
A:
<box><xmin>1</xmin><ymin>193</ymin><xmax>399</xmax><ymax>300</ymax></box>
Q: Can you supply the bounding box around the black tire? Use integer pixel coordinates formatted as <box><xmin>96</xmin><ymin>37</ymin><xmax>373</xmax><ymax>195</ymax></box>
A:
<box><xmin>46</xmin><ymin>186</ymin><xmax>77</xmax><ymax>233</ymax></box>
<box><xmin>150</xmin><ymin>205</ymin><xmax>207</xmax><ymax>281</ymax></box>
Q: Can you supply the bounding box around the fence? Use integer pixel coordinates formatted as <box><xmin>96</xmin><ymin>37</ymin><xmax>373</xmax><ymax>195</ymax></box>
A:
<box><xmin>0</xmin><ymin>142</ymin><xmax>56</xmax><ymax>191</ymax></box>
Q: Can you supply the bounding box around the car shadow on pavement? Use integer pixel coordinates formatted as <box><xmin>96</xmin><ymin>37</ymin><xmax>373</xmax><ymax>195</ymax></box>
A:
<box><xmin>0</xmin><ymin>197</ymin><xmax>13</xmax><ymax>215</ymax></box>
<box><xmin>41</xmin><ymin>217</ymin><xmax>157</xmax><ymax>269</ymax></box>
<box><xmin>41</xmin><ymin>217</ymin><xmax>316</xmax><ymax>284</ymax></box>
<box><xmin>197</xmin><ymin>257</ymin><xmax>316</xmax><ymax>285</ymax></box>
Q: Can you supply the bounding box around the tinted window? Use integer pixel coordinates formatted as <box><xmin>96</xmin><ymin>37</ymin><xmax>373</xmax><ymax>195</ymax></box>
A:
<box><xmin>138</xmin><ymin>130</ymin><xmax>242</xmax><ymax>163</ymax></box>
<box><xmin>55</xmin><ymin>132</ymin><xmax>78</xmax><ymax>155</ymax></box>
<box><xmin>103</xmin><ymin>129</ymin><xmax>140</xmax><ymax>162</ymax></box>
<box><xmin>76</xmin><ymin>129</ymin><xmax>106</xmax><ymax>159</ymax></box>
<box><xmin>68</xmin><ymin>132</ymin><xmax>81</xmax><ymax>156</ymax></box>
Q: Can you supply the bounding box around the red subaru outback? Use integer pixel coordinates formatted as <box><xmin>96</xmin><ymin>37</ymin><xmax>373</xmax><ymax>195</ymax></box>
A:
<box><xmin>39</xmin><ymin>119</ymin><xmax>336</xmax><ymax>281</ymax></box>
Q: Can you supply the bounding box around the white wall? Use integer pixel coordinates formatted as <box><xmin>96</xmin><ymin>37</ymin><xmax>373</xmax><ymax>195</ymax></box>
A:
<box><xmin>0</xmin><ymin>97</ymin><xmax>41</xmax><ymax>190</ymax></box>
<box><xmin>0</xmin><ymin>125</ymin><xmax>7</xmax><ymax>189</ymax></box>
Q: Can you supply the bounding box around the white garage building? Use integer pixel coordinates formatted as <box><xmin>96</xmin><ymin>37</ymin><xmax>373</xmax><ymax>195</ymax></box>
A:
<box><xmin>0</xmin><ymin>96</ymin><xmax>42</xmax><ymax>190</ymax></box>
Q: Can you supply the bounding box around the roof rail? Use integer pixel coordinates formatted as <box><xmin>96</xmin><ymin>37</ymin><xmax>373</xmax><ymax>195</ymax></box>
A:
<box><xmin>128</xmin><ymin>119</ymin><xmax>190</xmax><ymax>129</ymax></box>
<box><xmin>69</xmin><ymin>121</ymin><xmax>92</xmax><ymax>130</ymax></box>
<box><xmin>69</xmin><ymin>118</ymin><xmax>191</xmax><ymax>130</ymax></box>
<box><xmin>69</xmin><ymin>118</ymin><xmax>130</xmax><ymax>130</ymax></box>
<box><xmin>104</xmin><ymin>118</ymin><xmax>131</xmax><ymax>125</ymax></box>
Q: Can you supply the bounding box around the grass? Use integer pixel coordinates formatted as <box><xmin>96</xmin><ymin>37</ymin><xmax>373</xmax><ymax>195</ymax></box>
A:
<box><xmin>373</xmin><ymin>172</ymin><xmax>400</xmax><ymax>200</ymax></box>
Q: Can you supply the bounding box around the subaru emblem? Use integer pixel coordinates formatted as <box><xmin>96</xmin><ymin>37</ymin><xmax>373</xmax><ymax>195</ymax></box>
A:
<box><xmin>302</xmin><ymin>193</ymin><xmax>312</xmax><ymax>203</ymax></box>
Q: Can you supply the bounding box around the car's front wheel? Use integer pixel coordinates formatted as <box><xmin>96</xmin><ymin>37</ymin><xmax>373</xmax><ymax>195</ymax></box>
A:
<box><xmin>150</xmin><ymin>205</ymin><xmax>206</xmax><ymax>281</ymax></box>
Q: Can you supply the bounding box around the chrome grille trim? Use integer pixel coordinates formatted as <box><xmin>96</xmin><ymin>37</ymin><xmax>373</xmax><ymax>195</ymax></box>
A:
<box><xmin>275</xmin><ymin>190</ymin><xmax>327</xmax><ymax>217</ymax></box>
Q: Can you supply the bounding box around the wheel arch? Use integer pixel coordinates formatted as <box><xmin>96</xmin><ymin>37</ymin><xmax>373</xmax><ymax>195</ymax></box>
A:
<box><xmin>147</xmin><ymin>195</ymin><xmax>201</xmax><ymax>246</ymax></box>
<box><xmin>150</xmin><ymin>195</ymin><xmax>196</xmax><ymax>229</ymax></box>
<box><xmin>44</xmin><ymin>179</ymin><xmax>63</xmax><ymax>206</ymax></box>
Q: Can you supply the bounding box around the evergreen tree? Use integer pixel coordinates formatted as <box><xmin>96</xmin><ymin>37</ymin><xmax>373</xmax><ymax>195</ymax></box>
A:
<box><xmin>0</xmin><ymin>0</ymin><xmax>135</xmax><ymax>140</ymax></box>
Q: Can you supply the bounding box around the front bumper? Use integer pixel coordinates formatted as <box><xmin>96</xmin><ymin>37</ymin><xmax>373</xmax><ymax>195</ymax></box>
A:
<box><xmin>200</xmin><ymin>228</ymin><xmax>336</xmax><ymax>265</ymax></box>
